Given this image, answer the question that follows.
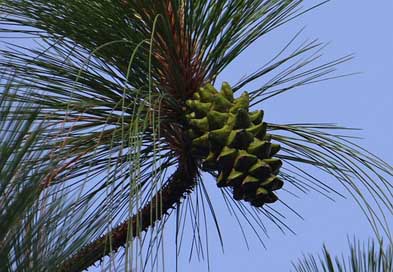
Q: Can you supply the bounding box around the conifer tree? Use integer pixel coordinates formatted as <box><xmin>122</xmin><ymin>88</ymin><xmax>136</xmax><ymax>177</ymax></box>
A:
<box><xmin>0</xmin><ymin>1</ymin><xmax>392</xmax><ymax>271</ymax></box>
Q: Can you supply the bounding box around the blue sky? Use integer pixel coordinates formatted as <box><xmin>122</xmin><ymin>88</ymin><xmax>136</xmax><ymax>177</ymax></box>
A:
<box><xmin>166</xmin><ymin>1</ymin><xmax>393</xmax><ymax>271</ymax></box>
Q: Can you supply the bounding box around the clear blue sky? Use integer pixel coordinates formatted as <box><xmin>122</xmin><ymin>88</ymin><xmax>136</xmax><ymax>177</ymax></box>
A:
<box><xmin>163</xmin><ymin>1</ymin><xmax>393</xmax><ymax>271</ymax></box>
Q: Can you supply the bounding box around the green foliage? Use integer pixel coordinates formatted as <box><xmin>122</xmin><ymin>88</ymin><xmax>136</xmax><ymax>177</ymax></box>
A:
<box><xmin>293</xmin><ymin>239</ymin><xmax>393</xmax><ymax>272</ymax></box>
<box><xmin>0</xmin><ymin>0</ymin><xmax>391</xmax><ymax>271</ymax></box>
<box><xmin>0</xmin><ymin>75</ymin><xmax>64</xmax><ymax>271</ymax></box>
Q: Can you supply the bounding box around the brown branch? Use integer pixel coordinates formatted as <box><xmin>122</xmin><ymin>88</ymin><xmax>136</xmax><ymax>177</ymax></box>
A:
<box><xmin>58</xmin><ymin>156</ymin><xmax>198</xmax><ymax>272</ymax></box>
<box><xmin>56</xmin><ymin>3</ymin><xmax>203</xmax><ymax>269</ymax></box>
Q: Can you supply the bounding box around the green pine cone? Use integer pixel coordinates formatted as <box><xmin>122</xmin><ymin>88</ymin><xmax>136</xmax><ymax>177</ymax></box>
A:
<box><xmin>186</xmin><ymin>82</ymin><xmax>283</xmax><ymax>207</ymax></box>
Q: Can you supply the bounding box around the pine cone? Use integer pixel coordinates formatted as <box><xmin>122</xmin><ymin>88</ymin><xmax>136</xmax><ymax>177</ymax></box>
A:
<box><xmin>186</xmin><ymin>82</ymin><xmax>283</xmax><ymax>207</ymax></box>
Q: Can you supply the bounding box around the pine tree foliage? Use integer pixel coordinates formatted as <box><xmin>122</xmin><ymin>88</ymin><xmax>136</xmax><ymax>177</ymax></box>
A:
<box><xmin>0</xmin><ymin>1</ymin><xmax>392</xmax><ymax>271</ymax></box>
<box><xmin>293</xmin><ymin>239</ymin><xmax>393</xmax><ymax>272</ymax></box>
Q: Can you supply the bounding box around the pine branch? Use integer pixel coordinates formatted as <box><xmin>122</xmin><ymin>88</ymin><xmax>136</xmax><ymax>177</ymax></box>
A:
<box><xmin>59</xmin><ymin>156</ymin><xmax>198</xmax><ymax>272</ymax></box>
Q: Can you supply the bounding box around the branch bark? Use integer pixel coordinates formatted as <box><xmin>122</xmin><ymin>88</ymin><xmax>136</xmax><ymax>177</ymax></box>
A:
<box><xmin>59</xmin><ymin>157</ymin><xmax>198</xmax><ymax>272</ymax></box>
